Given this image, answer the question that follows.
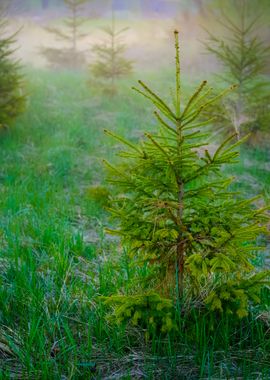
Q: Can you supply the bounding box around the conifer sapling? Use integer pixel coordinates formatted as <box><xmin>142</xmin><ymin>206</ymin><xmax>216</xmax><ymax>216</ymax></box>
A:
<box><xmin>41</xmin><ymin>0</ymin><xmax>89</xmax><ymax>69</ymax></box>
<box><xmin>103</xmin><ymin>31</ymin><xmax>269</xmax><ymax>325</ymax></box>
<box><xmin>203</xmin><ymin>0</ymin><xmax>270</xmax><ymax>139</ymax></box>
<box><xmin>90</xmin><ymin>13</ymin><xmax>133</xmax><ymax>95</ymax></box>
<box><xmin>0</xmin><ymin>3</ymin><xmax>25</xmax><ymax>130</ymax></box>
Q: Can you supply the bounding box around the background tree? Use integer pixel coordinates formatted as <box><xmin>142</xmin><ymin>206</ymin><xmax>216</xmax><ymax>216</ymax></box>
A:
<box><xmin>41</xmin><ymin>0</ymin><xmax>89</xmax><ymax>69</ymax></box>
<box><xmin>0</xmin><ymin>3</ymin><xmax>25</xmax><ymax>130</ymax></box>
<box><xmin>103</xmin><ymin>31</ymin><xmax>269</xmax><ymax>332</ymax></box>
<box><xmin>203</xmin><ymin>0</ymin><xmax>270</xmax><ymax>140</ymax></box>
<box><xmin>90</xmin><ymin>13</ymin><xmax>133</xmax><ymax>95</ymax></box>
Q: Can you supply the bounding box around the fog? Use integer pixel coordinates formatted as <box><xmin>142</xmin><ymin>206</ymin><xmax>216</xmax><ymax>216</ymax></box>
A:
<box><xmin>6</xmin><ymin>0</ymin><xmax>225</xmax><ymax>74</ymax></box>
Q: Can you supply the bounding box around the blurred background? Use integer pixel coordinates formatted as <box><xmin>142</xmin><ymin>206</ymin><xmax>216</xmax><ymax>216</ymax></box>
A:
<box><xmin>7</xmin><ymin>0</ymin><xmax>269</xmax><ymax>74</ymax></box>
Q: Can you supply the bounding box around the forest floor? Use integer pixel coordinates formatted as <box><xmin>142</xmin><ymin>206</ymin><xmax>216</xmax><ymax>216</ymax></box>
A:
<box><xmin>0</xmin><ymin>69</ymin><xmax>269</xmax><ymax>379</ymax></box>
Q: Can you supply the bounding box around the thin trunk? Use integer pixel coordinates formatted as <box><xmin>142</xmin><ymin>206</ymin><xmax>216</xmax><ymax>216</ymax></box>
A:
<box><xmin>177</xmin><ymin>179</ymin><xmax>184</xmax><ymax>298</ymax></box>
<box><xmin>174</xmin><ymin>31</ymin><xmax>185</xmax><ymax>300</ymax></box>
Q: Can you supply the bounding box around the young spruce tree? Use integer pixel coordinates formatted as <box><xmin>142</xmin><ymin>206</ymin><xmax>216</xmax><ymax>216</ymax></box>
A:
<box><xmin>90</xmin><ymin>13</ymin><xmax>133</xmax><ymax>95</ymax></box>
<box><xmin>204</xmin><ymin>0</ymin><xmax>270</xmax><ymax>140</ymax></box>
<box><xmin>0</xmin><ymin>4</ymin><xmax>25</xmax><ymax>130</ymax></box>
<box><xmin>41</xmin><ymin>0</ymin><xmax>88</xmax><ymax>69</ymax></box>
<box><xmin>103</xmin><ymin>31</ymin><xmax>269</xmax><ymax>333</ymax></box>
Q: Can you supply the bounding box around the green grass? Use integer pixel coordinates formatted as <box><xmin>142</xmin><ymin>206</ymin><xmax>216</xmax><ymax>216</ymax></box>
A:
<box><xmin>0</xmin><ymin>68</ymin><xmax>269</xmax><ymax>379</ymax></box>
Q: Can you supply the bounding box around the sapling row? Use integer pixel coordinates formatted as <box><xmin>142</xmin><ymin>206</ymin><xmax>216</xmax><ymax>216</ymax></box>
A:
<box><xmin>40</xmin><ymin>0</ymin><xmax>133</xmax><ymax>94</ymax></box>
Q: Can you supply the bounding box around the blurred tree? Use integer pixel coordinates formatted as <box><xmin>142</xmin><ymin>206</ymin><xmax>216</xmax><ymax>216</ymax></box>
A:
<box><xmin>0</xmin><ymin>3</ymin><xmax>25</xmax><ymax>130</ymax></box>
<box><xmin>204</xmin><ymin>0</ymin><xmax>270</xmax><ymax>140</ymax></box>
<box><xmin>90</xmin><ymin>13</ymin><xmax>133</xmax><ymax>95</ymax></box>
<box><xmin>40</xmin><ymin>0</ymin><xmax>89</xmax><ymax>69</ymax></box>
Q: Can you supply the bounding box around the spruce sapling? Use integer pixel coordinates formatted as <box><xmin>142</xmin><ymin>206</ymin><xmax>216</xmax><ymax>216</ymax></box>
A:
<box><xmin>0</xmin><ymin>3</ymin><xmax>25</xmax><ymax>130</ymax></box>
<box><xmin>103</xmin><ymin>31</ymin><xmax>269</xmax><ymax>328</ymax></box>
<box><xmin>203</xmin><ymin>0</ymin><xmax>270</xmax><ymax>140</ymax></box>
<box><xmin>41</xmin><ymin>0</ymin><xmax>89</xmax><ymax>69</ymax></box>
<box><xmin>90</xmin><ymin>12</ymin><xmax>133</xmax><ymax>95</ymax></box>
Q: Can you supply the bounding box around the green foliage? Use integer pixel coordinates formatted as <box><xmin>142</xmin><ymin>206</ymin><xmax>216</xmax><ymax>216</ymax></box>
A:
<box><xmin>205</xmin><ymin>271</ymin><xmax>270</xmax><ymax>318</ymax></box>
<box><xmin>204</xmin><ymin>0</ymin><xmax>270</xmax><ymax>139</ymax></box>
<box><xmin>40</xmin><ymin>0</ymin><xmax>89</xmax><ymax>69</ymax></box>
<box><xmin>104</xmin><ymin>31</ymin><xmax>270</xmax><ymax>323</ymax></box>
<box><xmin>102</xmin><ymin>293</ymin><xmax>177</xmax><ymax>338</ymax></box>
<box><xmin>90</xmin><ymin>14</ymin><xmax>133</xmax><ymax>95</ymax></box>
<box><xmin>0</xmin><ymin>4</ymin><xmax>25</xmax><ymax>130</ymax></box>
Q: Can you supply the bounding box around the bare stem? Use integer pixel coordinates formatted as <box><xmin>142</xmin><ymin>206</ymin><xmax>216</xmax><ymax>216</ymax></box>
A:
<box><xmin>174</xmin><ymin>30</ymin><xmax>181</xmax><ymax>119</ymax></box>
